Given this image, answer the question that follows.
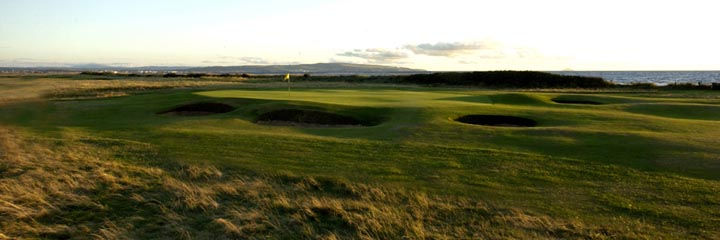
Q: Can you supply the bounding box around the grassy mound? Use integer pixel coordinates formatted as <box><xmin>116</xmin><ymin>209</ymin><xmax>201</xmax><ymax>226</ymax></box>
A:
<box><xmin>255</xmin><ymin>109</ymin><xmax>372</xmax><ymax>126</ymax></box>
<box><xmin>159</xmin><ymin>102</ymin><xmax>235</xmax><ymax>116</ymax></box>
<box><xmin>490</xmin><ymin>93</ymin><xmax>547</xmax><ymax>105</ymax></box>
<box><xmin>455</xmin><ymin>115</ymin><xmax>537</xmax><ymax>127</ymax></box>
<box><xmin>551</xmin><ymin>94</ymin><xmax>647</xmax><ymax>105</ymax></box>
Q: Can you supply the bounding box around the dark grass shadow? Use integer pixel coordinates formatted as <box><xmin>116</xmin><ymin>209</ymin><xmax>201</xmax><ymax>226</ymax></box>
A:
<box><xmin>624</xmin><ymin>103</ymin><xmax>720</xmax><ymax>121</ymax></box>
<box><xmin>455</xmin><ymin>115</ymin><xmax>537</xmax><ymax>127</ymax></box>
<box><xmin>242</xmin><ymin>100</ymin><xmax>413</xmax><ymax>140</ymax></box>
<box><xmin>249</xmin><ymin>103</ymin><xmax>389</xmax><ymax>127</ymax></box>
<box><xmin>441</xmin><ymin>93</ymin><xmax>552</xmax><ymax>106</ymax></box>
<box><xmin>551</xmin><ymin>99</ymin><xmax>602</xmax><ymax>105</ymax></box>
<box><xmin>158</xmin><ymin>102</ymin><xmax>236</xmax><ymax>116</ymax></box>
<box><xmin>438</xmin><ymin>95</ymin><xmax>493</xmax><ymax>104</ymax></box>
<box><xmin>551</xmin><ymin>95</ymin><xmax>644</xmax><ymax>105</ymax></box>
<box><xmin>484</xmin><ymin>129</ymin><xmax>720</xmax><ymax>180</ymax></box>
<box><xmin>440</xmin><ymin>93</ymin><xmax>549</xmax><ymax>106</ymax></box>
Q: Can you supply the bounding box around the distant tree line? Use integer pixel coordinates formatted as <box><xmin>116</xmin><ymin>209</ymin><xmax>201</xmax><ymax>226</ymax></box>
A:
<box><xmin>399</xmin><ymin>71</ymin><xmax>612</xmax><ymax>88</ymax></box>
<box><xmin>162</xmin><ymin>73</ymin><xmax>208</xmax><ymax>78</ymax></box>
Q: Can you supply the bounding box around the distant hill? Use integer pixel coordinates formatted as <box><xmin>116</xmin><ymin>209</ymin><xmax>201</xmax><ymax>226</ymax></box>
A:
<box><xmin>184</xmin><ymin>63</ymin><xmax>426</xmax><ymax>75</ymax></box>
<box><xmin>0</xmin><ymin>65</ymin><xmax>191</xmax><ymax>73</ymax></box>
<box><xmin>0</xmin><ymin>63</ymin><xmax>426</xmax><ymax>75</ymax></box>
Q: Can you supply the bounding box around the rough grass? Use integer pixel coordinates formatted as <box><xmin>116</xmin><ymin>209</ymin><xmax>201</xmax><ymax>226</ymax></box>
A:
<box><xmin>0</xmin><ymin>74</ymin><xmax>247</xmax><ymax>103</ymax></box>
<box><xmin>0</xmin><ymin>126</ymin><xmax>626</xmax><ymax>239</ymax></box>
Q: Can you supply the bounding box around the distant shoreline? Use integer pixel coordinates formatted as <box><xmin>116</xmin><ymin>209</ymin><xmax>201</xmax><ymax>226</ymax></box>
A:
<box><xmin>551</xmin><ymin>71</ymin><xmax>720</xmax><ymax>84</ymax></box>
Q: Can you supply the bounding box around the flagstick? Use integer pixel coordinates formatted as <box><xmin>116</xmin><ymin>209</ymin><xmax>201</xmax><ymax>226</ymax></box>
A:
<box><xmin>283</xmin><ymin>73</ymin><xmax>291</xmax><ymax>97</ymax></box>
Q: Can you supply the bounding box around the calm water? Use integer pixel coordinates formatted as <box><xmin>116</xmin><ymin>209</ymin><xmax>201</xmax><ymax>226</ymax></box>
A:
<box><xmin>549</xmin><ymin>71</ymin><xmax>720</xmax><ymax>85</ymax></box>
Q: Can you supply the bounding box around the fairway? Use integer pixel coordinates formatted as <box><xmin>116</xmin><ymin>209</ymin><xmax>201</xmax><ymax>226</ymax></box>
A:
<box><xmin>1</xmin><ymin>86</ymin><xmax>719</xmax><ymax>238</ymax></box>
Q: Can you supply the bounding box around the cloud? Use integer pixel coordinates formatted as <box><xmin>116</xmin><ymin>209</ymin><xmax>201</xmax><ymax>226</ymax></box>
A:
<box><xmin>458</xmin><ymin>60</ymin><xmax>478</xmax><ymax>65</ymax></box>
<box><xmin>511</xmin><ymin>48</ymin><xmax>543</xmax><ymax>59</ymax></box>
<box><xmin>11</xmin><ymin>58</ymin><xmax>39</xmax><ymax>62</ymax></box>
<box><xmin>335</xmin><ymin>40</ymin><xmax>546</xmax><ymax>67</ymax></box>
<box><xmin>202</xmin><ymin>56</ymin><xmax>273</xmax><ymax>65</ymax></box>
<box><xmin>328</xmin><ymin>58</ymin><xmax>365</xmax><ymax>64</ymax></box>
<box><xmin>337</xmin><ymin>48</ymin><xmax>409</xmax><ymax>63</ymax></box>
<box><xmin>402</xmin><ymin>41</ymin><xmax>548</xmax><ymax>62</ymax></box>
<box><xmin>237</xmin><ymin>57</ymin><xmax>271</xmax><ymax>65</ymax></box>
<box><xmin>0</xmin><ymin>58</ymin><xmax>73</xmax><ymax>67</ymax></box>
<box><xmin>404</xmin><ymin>41</ymin><xmax>499</xmax><ymax>57</ymax></box>
<box><xmin>201</xmin><ymin>60</ymin><xmax>235</xmax><ymax>64</ymax></box>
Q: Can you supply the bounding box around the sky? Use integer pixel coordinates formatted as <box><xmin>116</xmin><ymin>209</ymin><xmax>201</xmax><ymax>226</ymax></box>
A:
<box><xmin>1</xmin><ymin>0</ymin><xmax>719</xmax><ymax>70</ymax></box>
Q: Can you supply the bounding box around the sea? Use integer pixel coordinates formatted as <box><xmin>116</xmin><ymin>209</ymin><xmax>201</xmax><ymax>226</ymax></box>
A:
<box><xmin>548</xmin><ymin>71</ymin><xmax>720</xmax><ymax>86</ymax></box>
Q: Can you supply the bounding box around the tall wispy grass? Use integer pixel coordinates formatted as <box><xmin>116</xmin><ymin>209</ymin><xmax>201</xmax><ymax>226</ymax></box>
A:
<box><xmin>0</xmin><ymin>126</ymin><xmax>624</xmax><ymax>239</ymax></box>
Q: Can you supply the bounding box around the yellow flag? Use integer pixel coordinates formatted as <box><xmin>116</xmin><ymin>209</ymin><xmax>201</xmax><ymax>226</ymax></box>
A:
<box><xmin>284</xmin><ymin>73</ymin><xmax>290</xmax><ymax>81</ymax></box>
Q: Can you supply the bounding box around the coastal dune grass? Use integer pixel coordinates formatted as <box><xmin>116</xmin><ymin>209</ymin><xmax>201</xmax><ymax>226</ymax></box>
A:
<box><xmin>0</xmin><ymin>126</ymin><xmax>632</xmax><ymax>239</ymax></box>
<box><xmin>0</xmin><ymin>75</ymin><xmax>719</xmax><ymax>238</ymax></box>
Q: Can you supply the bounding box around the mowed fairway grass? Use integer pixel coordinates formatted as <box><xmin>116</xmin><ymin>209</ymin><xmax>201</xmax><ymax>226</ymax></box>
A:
<box><xmin>1</xmin><ymin>84</ymin><xmax>720</xmax><ymax>238</ymax></box>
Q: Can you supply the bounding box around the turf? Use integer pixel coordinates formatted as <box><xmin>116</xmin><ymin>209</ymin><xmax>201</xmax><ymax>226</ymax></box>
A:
<box><xmin>1</xmin><ymin>80</ymin><xmax>719</xmax><ymax>238</ymax></box>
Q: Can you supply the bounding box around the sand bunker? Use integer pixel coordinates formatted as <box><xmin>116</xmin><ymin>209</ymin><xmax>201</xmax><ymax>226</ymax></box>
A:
<box><xmin>551</xmin><ymin>98</ymin><xmax>602</xmax><ymax>105</ymax></box>
<box><xmin>455</xmin><ymin>115</ymin><xmax>537</xmax><ymax>127</ymax></box>
<box><xmin>159</xmin><ymin>102</ymin><xmax>235</xmax><ymax>116</ymax></box>
<box><xmin>255</xmin><ymin>109</ymin><xmax>368</xmax><ymax>127</ymax></box>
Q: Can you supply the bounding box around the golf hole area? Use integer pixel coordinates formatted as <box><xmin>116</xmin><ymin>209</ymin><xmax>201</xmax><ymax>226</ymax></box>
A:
<box><xmin>455</xmin><ymin>115</ymin><xmax>537</xmax><ymax>127</ymax></box>
<box><xmin>551</xmin><ymin>98</ymin><xmax>602</xmax><ymax>105</ymax></box>
<box><xmin>159</xmin><ymin>102</ymin><xmax>236</xmax><ymax>116</ymax></box>
<box><xmin>255</xmin><ymin>109</ymin><xmax>374</xmax><ymax>127</ymax></box>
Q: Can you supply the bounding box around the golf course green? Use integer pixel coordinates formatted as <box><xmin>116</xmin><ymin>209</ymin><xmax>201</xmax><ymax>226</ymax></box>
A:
<box><xmin>1</xmin><ymin>82</ymin><xmax>719</xmax><ymax>239</ymax></box>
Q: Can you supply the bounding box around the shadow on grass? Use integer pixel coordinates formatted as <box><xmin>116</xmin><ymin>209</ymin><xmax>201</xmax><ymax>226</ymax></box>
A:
<box><xmin>624</xmin><ymin>103</ymin><xmax>720</xmax><ymax>121</ymax></box>
<box><xmin>551</xmin><ymin>94</ymin><xmax>648</xmax><ymax>105</ymax></box>
<box><xmin>486</xmin><ymin>128</ymin><xmax>720</xmax><ymax>180</ymax></box>
<box><xmin>551</xmin><ymin>98</ymin><xmax>603</xmax><ymax>105</ymax></box>
<box><xmin>158</xmin><ymin>102</ymin><xmax>236</xmax><ymax>116</ymax></box>
<box><xmin>244</xmin><ymin>101</ymin><xmax>417</xmax><ymax>140</ymax></box>
<box><xmin>455</xmin><ymin>115</ymin><xmax>537</xmax><ymax>127</ymax></box>
<box><xmin>441</xmin><ymin>93</ymin><xmax>550</xmax><ymax>106</ymax></box>
<box><xmin>437</xmin><ymin>95</ymin><xmax>493</xmax><ymax>104</ymax></box>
